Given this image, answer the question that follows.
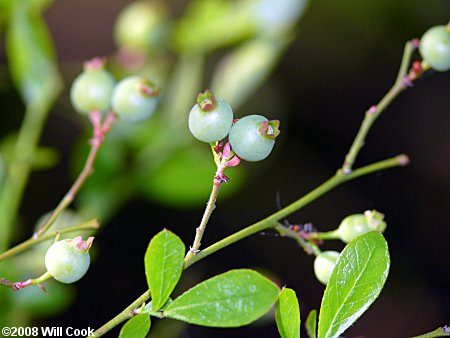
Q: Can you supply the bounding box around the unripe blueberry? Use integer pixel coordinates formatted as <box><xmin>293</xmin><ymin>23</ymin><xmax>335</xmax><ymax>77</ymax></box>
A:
<box><xmin>70</xmin><ymin>58</ymin><xmax>115</xmax><ymax>115</ymax></box>
<box><xmin>229</xmin><ymin>115</ymin><xmax>280</xmax><ymax>162</ymax></box>
<box><xmin>114</xmin><ymin>0</ymin><xmax>168</xmax><ymax>52</ymax></box>
<box><xmin>188</xmin><ymin>90</ymin><xmax>234</xmax><ymax>143</ymax></box>
<box><xmin>337</xmin><ymin>210</ymin><xmax>386</xmax><ymax>243</ymax></box>
<box><xmin>45</xmin><ymin>236</ymin><xmax>94</xmax><ymax>284</ymax></box>
<box><xmin>111</xmin><ymin>76</ymin><xmax>160</xmax><ymax>122</ymax></box>
<box><xmin>419</xmin><ymin>25</ymin><xmax>450</xmax><ymax>72</ymax></box>
<box><xmin>314</xmin><ymin>251</ymin><xmax>340</xmax><ymax>285</ymax></box>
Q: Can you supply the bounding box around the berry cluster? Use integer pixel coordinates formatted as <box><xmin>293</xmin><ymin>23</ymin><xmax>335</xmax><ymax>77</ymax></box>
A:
<box><xmin>70</xmin><ymin>58</ymin><xmax>160</xmax><ymax>122</ymax></box>
<box><xmin>188</xmin><ymin>90</ymin><xmax>280</xmax><ymax>162</ymax></box>
<box><xmin>312</xmin><ymin>210</ymin><xmax>386</xmax><ymax>285</ymax></box>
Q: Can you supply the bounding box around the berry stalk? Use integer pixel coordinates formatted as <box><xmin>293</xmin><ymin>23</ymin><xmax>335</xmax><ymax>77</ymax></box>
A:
<box><xmin>35</xmin><ymin>111</ymin><xmax>115</xmax><ymax>238</ymax></box>
<box><xmin>1</xmin><ymin>271</ymin><xmax>52</xmax><ymax>293</ymax></box>
<box><xmin>184</xmin><ymin>142</ymin><xmax>234</xmax><ymax>260</ymax></box>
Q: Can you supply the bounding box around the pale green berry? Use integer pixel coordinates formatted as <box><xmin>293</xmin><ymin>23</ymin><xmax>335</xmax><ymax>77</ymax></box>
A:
<box><xmin>314</xmin><ymin>251</ymin><xmax>340</xmax><ymax>285</ymax></box>
<box><xmin>111</xmin><ymin>76</ymin><xmax>160</xmax><ymax>122</ymax></box>
<box><xmin>45</xmin><ymin>237</ymin><xmax>93</xmax><ymax>284</ymax></box>
<box><xmin>337</xmin><ymin>211</ymin><xmax>386</xmax><ymax>243</ymax></box>
<box><xmin>419</xmin><ymin>25</ymin><xmax>450</xmax><ymax>72</ymax></box>
<box><xmin>188</xmin><ymin>90</ymin><xmax>233</xmax><ymax>142</ymax></box>
<box><xmin>229</xmin><ymin>115</ymin><xmax>280</xmax><ymax>162</ymax></box>
<box><xmin>70</xmin><ymin>60</ymin><xmax>115</xmax><ymax>114</ymax></box>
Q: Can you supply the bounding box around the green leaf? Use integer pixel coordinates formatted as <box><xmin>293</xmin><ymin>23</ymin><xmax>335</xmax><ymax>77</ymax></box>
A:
<box><xmin>119</xmin><ymin>314</ymin><xmax>151</xmax><ymax>338</ymax></box>
<box><xmin>163</xmin><ymin>269</ymin><xmax>280</xmax><ymax>327</ymax></box>
<box><xmin>145</xmin><ymin>230</ymin><xmax>185</xmax><ymax>311</ymax></box>
<box><xmin>275</xmin><ymin>288</ymin><xmax>300</xmax><ymax>338</ymax></box>
<box><xmin>318</xmin><ymin>232</ymin><xmax>390</xmax><ymax>338</ymax></box>
<box><xmin>5</xmin><ymin>1</ymin><xmax>61</xmax><ymax>105</ymax></box>
<box><xmin>305</xmin><ymin>309</ymin><xmax>317</xmax><ymax>338</ymax></box>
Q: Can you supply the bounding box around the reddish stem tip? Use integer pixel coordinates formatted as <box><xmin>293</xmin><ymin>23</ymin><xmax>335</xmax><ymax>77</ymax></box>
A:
<box><xmin>410</xmin><ymin>38</ymin><xmax>420</xmax><ymax>50</ymax></box>
<box><xmin>397</xmin><ymin>155</ymin><xmax>410</xmax><ymax>166</ymax></box>
<box><xmin>368</xmin><ymin>105</ymin><xmax>377</xmax><ymax>115</ymax></box>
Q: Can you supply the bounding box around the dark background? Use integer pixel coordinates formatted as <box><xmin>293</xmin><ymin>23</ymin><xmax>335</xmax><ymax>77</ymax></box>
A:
<box><xmin>1</xmin><ymin>1</ymin><xmax>449</xmax><ymax>337</ymax></box>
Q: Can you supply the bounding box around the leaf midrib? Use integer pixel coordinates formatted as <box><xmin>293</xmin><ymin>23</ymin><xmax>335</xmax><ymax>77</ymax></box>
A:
<box><xmin>323</xmin><ymin>242</ymin><xmax>375</xmax><ymax>338</ymax></box>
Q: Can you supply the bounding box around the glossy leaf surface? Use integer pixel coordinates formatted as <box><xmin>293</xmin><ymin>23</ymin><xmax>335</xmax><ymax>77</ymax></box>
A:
<box><xmin>163</xmin><ymin>269</ymin><xmax>279</xmax><ymax>327</ymax></box>
<box><xmin>119</xmin><ymin>314</ymin><xmax>150</xmax><ymax>338</ymax></box>
<box><xmin>145</xmin><ymin>230</ymin><xmax>185</xmax><ymax>311</ymax></box>
<box><xmin>275</xmin><ymin>287</ymin><xmax>300</xmax><ymax>338</ymax></box>
<box><xmin>318</xmin><ymin>232</ymin><xmax>390</xmax><ymax>338</ymax></box>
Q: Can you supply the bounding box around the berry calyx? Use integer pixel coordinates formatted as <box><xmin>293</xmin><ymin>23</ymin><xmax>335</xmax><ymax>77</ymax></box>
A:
<box><xmin>337</xmin><ymin>210</ymin><xmax>386</xmax><ymax>243</ymax></box>
<box><xmin>419</xmin><ymin>25</ymin><xmax>450</xmax><ymax>72</ymax></box>
<box><xmin>70</xmin><ymin>58</ymin><xmax>115</xmax><ymax>115</ymax></box>
<box><xmin>44</xmin><ymin>236</ymin><xmax>94</xmax><ymax>284</ymax></box>
<box><xmin>197</xmin><ymin>89</ymin><xmax>217</xmax><ymax>111</ymax></box>
<box><xmin>188</xmin><ymin>90</ymin><xmax>234</xmax><ymax>143</ymax></box>
<box><xmin>111</xmin><ymin>76</ymin><xmax>160</xmax><ymax>122</ymax></box>
<box><xmin>228</xmin><ymin>115</ymin><xmax>280</xmax><ymax>162</ymax></box>
<box><xmin>314</xmin><ymin>251</ymin><xmax>340</xmax><ymax>285</ymax></box>
<box><xmin>84</xmin><ymin>57</ymin><xmax>106</xmax><ymax>71</ymax></box>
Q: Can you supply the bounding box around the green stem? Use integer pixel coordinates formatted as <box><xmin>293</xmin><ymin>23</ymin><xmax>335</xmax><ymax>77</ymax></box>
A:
<box><xmin>35</xmin><ymin>138</ymin><xmax>100</xmax><ymax>237</ymax></box>
<box><xmin>341</xmin><ymin>41</ymin><xmax>414</xmax><ymax>172</ymax></box>
<box><xmin>0</xmin><ymin>219</ymin><xmax>99</xmax><ymax>262</ymax></box>
<box><xmin>185</xmin><ymin>164</ymin><xmax>226</xmax><ymax>263</ymax></box>
<box><xmin>0</xmin><ymin>100</ymin><xmax>54</xmax><ymax>251</ymax></box>
<box><xmin>90</xmin><ymin>290</ymin><xmax>152</xmax><ymax>337</ymax></box>
<box><xmin>36</xmin><ymin>111</ymin><xmax>115</xmax><ymax>237</ymax></box>
<box><xmin>184</xmin><ymin>154</ymin><xmax>407</xmax><ymax>269</ymax></box>
<box><xmin>185</xmin><ymin>143</ymin><xmax>228</xmax><ymax>261</ymax></box>
<box><xmin>185</xmin><ymin>179</ymin><xmax>221</xmax><ymax>259</ymax></box>
<box><xmin>32</xmin><ymin>271</ymin><xmax>52</xmax><ymax>284</ymax></box>
<box><xmin>1</xmin><ymin>271</ymin><xmax>52</xmax><ymax>291</ymax></box>
<box><xmin>412</xmin><ymin>326</ymin><xmax>450</xmax><ymax>338</ymax></box>
<box><xmin>308</xmin><ymin>229</ymin><xmax>340</xmax><ymax>241</ymax></box>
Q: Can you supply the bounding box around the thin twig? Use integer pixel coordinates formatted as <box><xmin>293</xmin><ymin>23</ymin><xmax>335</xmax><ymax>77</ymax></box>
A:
<box><xmin>0</xmin><ymin>219</ymin><xmax>100</xmax><ymax>262</ymax></box>
<box><xmin>341</xmin><ymin>41</ymin><xmax>416</xmax><ymax>173</ymax></box>
<box><xmin>35</xmin><ymin>111</ymin><xmax>115</xmax><ymax>238</ymax></box>
<box><xmin>184</xmin><ymin>154</ymin><xmax>408</xmax><ymax>269</ymax></box>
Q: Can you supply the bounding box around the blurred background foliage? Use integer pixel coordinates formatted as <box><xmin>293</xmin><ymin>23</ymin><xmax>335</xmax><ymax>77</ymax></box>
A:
<box><xmin>0</xmin><ymin>0</ymin><xmax>448</xmax><ymax>337</ymax></box>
